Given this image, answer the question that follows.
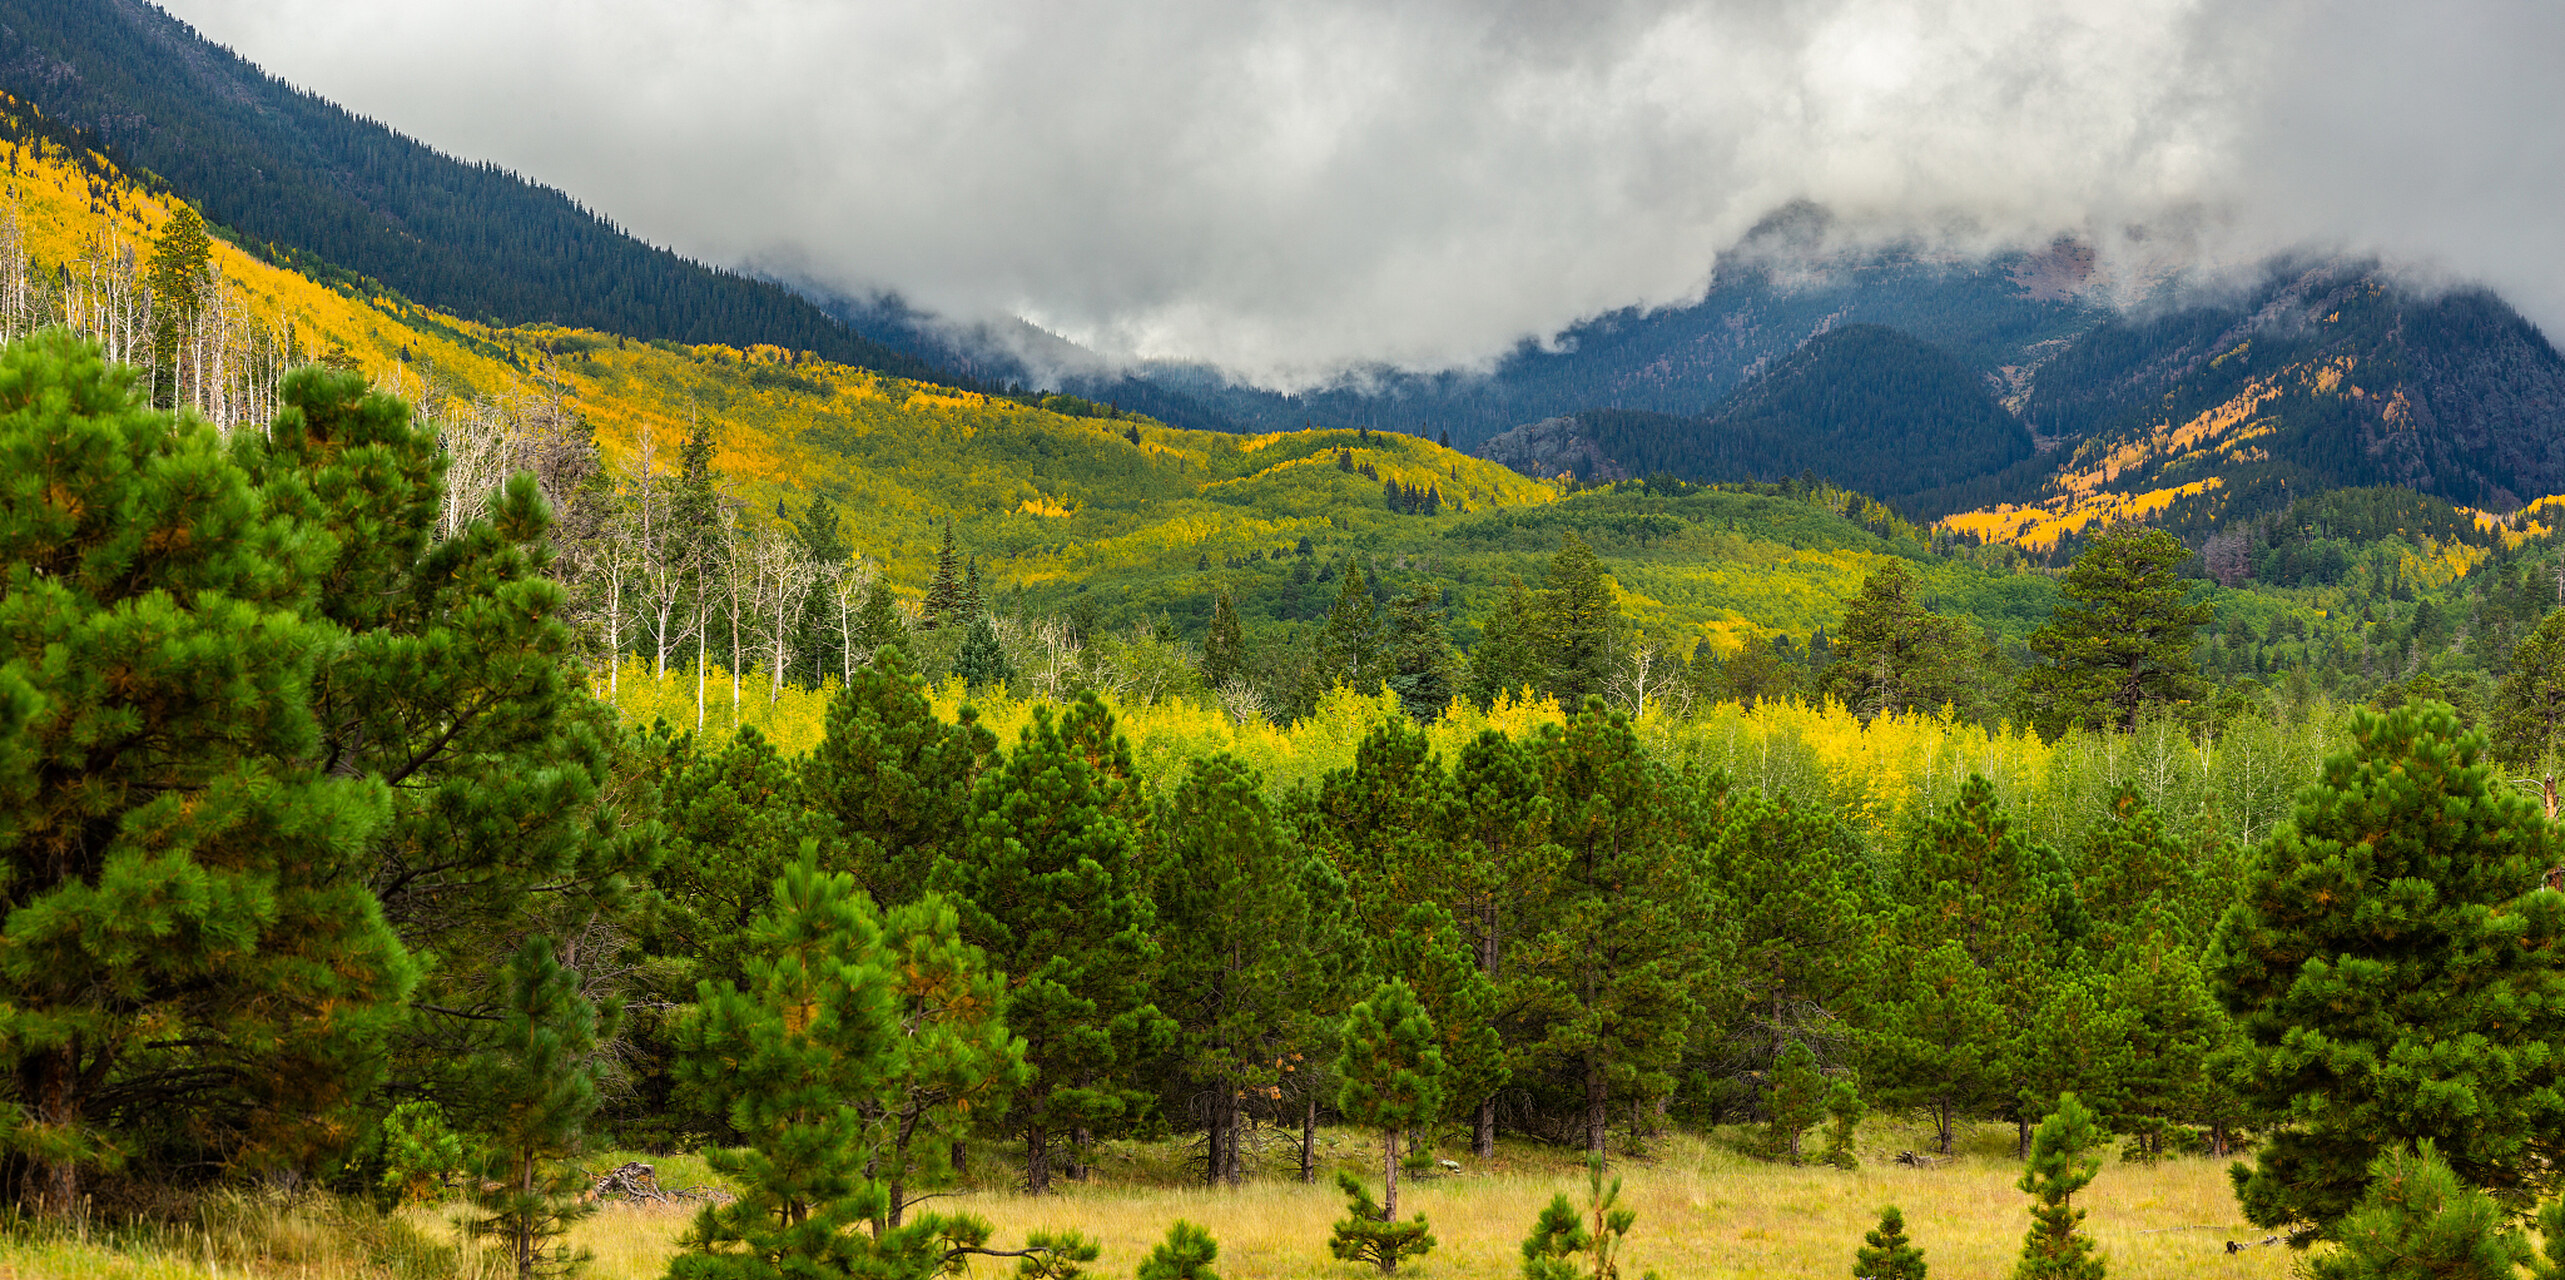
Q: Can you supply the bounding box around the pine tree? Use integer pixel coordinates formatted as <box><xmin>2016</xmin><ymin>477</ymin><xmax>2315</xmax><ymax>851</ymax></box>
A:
<box><xmin>1823</xmin><ymin>560</ymin><xmax>1963</xmax><ymax>720</ymax></box>
<box><xmin>0</xmin><ymin>334</ymin><xmax>416</xmax><ymax>1214</ymax></box>
<box><xmin>1313</xmin><ymin>557</ymin><xmax>1383</xmax><ymax>700</ymax></box>
<box><xmin>1538</xmin><ymin>535</ymin><xmax>1624</xmax><ymax>704</ymax></box>
<box><xmin>1516</xmin><ymin>1157</ymin><xmax>1654</xmax><ymax>1280</ymax></box>
<box><xmin>929</xmin><ymin>696</ymin><xmax>1171</xmax><ymax>1194</ymax></box>
<box><xmin>791</xmin><ymin>496</ymin><xmax>850</xmax><ymax>685</ymax></box>
<box><xmin>1138</xmin><ymin>1222</ymin><xmax>1221</xmax><ymax>1280</ymax></box>
<box><xmin>956</xmin><ymin>614</ymin><xmax>1015</xmax><ymax>691</ymax></box>
<box><xmin>2013</xmin><ymin>1093</ymin><xmax>2107</xmax><ymax>1280</ymax></box>
<box><xmin>2208</xmin><ymin>701</ymin><xmax>2565</xmax><ymax>1236</ymax></box>
<box><xmin>1466</xmin><ymin>577</ymin><xmax>1546</xmax><ymax>709</ymax></box>
<box><xmin>2010</xmin><ymin>973</ymin><xmax>2129</xmax><ymax>1141</ymax></box>
<box><xmin>1870</xmin><ymin>939</ymin><xmax>2004</xmax><ymax>1155</ymax></box>
<box><xmin>1384</xmin><ymin>583</ymin><xmax>1457</xmax><ymax>722</ymax></box>
<box><xmin>961</xmin><ymin>556</ymin><xmax>986</xmax><ymax>620</ymax></box>
<box><xmin>1855</xmin><ymin>1207</ymin><xmax>1927</xmax><ymax>1280</ymax></box>
<box><xmin>1822</xmin><ymin>1080</ymin><xmax>1866</xmax><ymax>1170</ymax></box>
<box><xmin>467</xmin><ymin>937</ymin><xmax>612</xmax><ymax>1280</ymax></box>
<box><xmin>1520</xmin><ymin>1192</ymin><xmax>1589</xmax><ymax>1280</ymax></box>
<box><xmin>1333</xmin><ymin>979</ymin><xmax>1444</xmax><ymax>1246</ymax></box>
<box><xmin>1768</xmin><ymin>1039</ymin><xmax>1826</xmax><ymax>1162</ymax></box>
<box><xmin>2308</xmin><ymin>1142</ymin><xmax>2529</xmax><ymax>1280</ymax></box>
<box><xmin>1714</xmin><ymin>791</ymin><xmax>1868</xmax><ymax>1117</ymax></box>
<box><xmin>854</xmin><ymin>578</ymin><xmax>907</xmax><ymax>657</ymax></box>
<box><xmin>1202</xmin><ymin>592</ymin><xmax>1248</xmax><ymax>691</ymax></box>
<box><xmin>803</xmin><ymin>647</ymin><xmax>996</xmax><ymax>906</ymax></box>
<box><xmin>2023</xmin><ymin>526</ymin><xmax>2212</xmax><ymax>734</ymax></box>
<box><xmin>923</xmin><ymin>523</ymin><xmax>964</xmax><ymax>628</ymax></box>
<box><xmin>873</xmin><ymin>893</ymin><xmax>1028</xmax><ymax>1226</ymax></box>
<box><xmin>2493</xmin><ymin>609</ymin><xmax>2565</xmax><ymax>810</ymax></box>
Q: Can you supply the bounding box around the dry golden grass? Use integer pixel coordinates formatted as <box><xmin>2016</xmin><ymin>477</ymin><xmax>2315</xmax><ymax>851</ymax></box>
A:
<box><xmin>558</xmin><ymin>1121</ymin><xmax>2292</xmax><ymax>1280</ymax></box>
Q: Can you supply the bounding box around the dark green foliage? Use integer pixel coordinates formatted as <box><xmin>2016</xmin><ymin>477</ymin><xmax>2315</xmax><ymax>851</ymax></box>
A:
<box><xmin>377</xmin><ymin>1101</ymin><xmax>465</xmax><ymax>1206</ymax></box>
<box><xmin>1016</xmin><ymin>1230</ymin><xmax>1101</xmax><ymax>1280</ymax></box>
<box><xmin>643</xmin><ymin>726</ymin><xmax>832</xmax><ymax>989</ymax></box>
<box><xmin>2307</xmin><ymin>1142</ymin><xmax>2529</xmax><ymax>1280</ymax></box>
<box><xmin>957</xmin><ymin>614</ymin><xmax>1016</xmax><ymax>691</ymax></box>
<box><xmin>1537</xmin><ymin>536</ymin><xmax>1624</xmax><ymax>705</ymax></box>
<box><xmin>1823</xmin><ymin>559</ymin><xmax>1964</xmax><ymax>720</ymax></box>
<box><xmin>1385</xmin><ymin>583</ymin><xmax>1458</xmax><ymax>722</ymax></box>
<box><xmin>1855</xmin><ymin>1207</ymin><xmax>1927</xmax><ymax>1280</ymax></box>
<box><xmin>930</xmin><ymin>695</ymin><xmax>1171</xmax><ymax>1194</ymax></box>
<box><xmin>1514</xmin><ymin>1157</ymin><xmax>1654</xmax><ymax>1280</ymax></box>
<box><xmin>2209</xmin><ymin>701</ymin><xmax>2565</xmax><ymax>1238</ymax></box>
<box><xmin>1313</xmin><ymin>557</ymin><xmax>1384</xmax><ymax>702</ymax></box>
<box><xmin>1201</xmin><ymin>592</ymin><xmax>1248</xmax><ymax>690</ymax></box>
<box><xmin>1822</xmin><ymin>1080</ymin><xmax>1865</xmax><ymax>1170</ymax></box>
<box><xmin>2014</xmin><ymin>1093</ymin><xmax>2107</xmax><ymax>1280</ymax></box>
<box><xmin>803</xmin><ymin>646</ymin><xmax>995</xmax><ymax>906</ymax></box>
<box><xmin>0</xmin><ymin>332</ymin><xmax>415</xmax><ymax>1213</ymax></box>
<box><xmin>873</xmin><ymin>893</ymin><xmax>1028</xmax><ymax>1226</ymax></box>
<box><xmin>1714</xmin><ymin>790</ymin><xmax>1868</xmax><ymax>1107</ymax></box>
<box><xmin>1767</xmin><ymin>1040</ymin><xmax>1826</xmax><ymax>1163</ymax></box>
<box><xmin>924</xmin><ymin>525</ymin><xmax>965</xmax><ymax>628</ymax></box>
<box><xmin>854</xmin><ymin>578</ymin><xmax>907</xmax><ymax>655</ymax></box>
<box><xmin>2493</xmin><ymin>609</ymin><xmax>2565</xmax><ymax>771</ymax></box>
<box><xmin>2024</xmin><ymin>527</ymin><xmax>2212</xmax><ymax>734</ymax></box>
<box><xmin>1329</xmin><ymin>1171</ymin><xmax>1437</xmax><ymax>1274</ymax></box>
<box><xmin>1335</xmin><ymin>978</ymin><xmax>1446</xmax><ymax>1220</ymax></box>
<box><xmin>1869</xmin><ymin>939</ymin><xmax>2004</xmax><ymax>1156</ymax></box>
<box><xmin>1466</xmin><ymin>577</ymin><xmax>1546</xmax><ymax>708</ymax></box>
<box><xmin>1137</xmin><ymin>1221</ymin><xmax>1221</xmax><ymax>1280</ymax></box>
<box><xmin>466</xmin><ymin>937</ymin><xmax>611</xmax><ymax>1280</ymax></box>
<box><xmin>1520</xmin><ymin>1192</ymin><xmax>1589</xmax><ymax>1280</ymax></box>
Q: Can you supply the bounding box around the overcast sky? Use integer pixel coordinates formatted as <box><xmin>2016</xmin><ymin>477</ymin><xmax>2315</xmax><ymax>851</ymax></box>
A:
<box><xmin>159</xmin><ymin>0</ymin><xmax>2565</xmax><ymax>388</ymax></box>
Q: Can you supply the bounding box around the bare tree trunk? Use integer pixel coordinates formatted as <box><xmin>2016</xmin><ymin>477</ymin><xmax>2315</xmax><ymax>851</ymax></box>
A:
<box><xmin>1473</xmin><ymin>1098</ymin><xmax>1496</xmax><ymax>1160</ymax></box>
<box><xmin>1300</xmin><ymin>1096</ymin><xmax>1318</xmax><ymax>1184</ymax></box>
<box><xmin>1583</xmin><ymin>1051</ymin><xmax>1609</xmax><ymax>1159</ymax></box>
<box><xmin>1381</xmin><ymin>1128</ymin><xmax>1401</xmax><ymax>1220</ymax></box>
<box><xmin>29</xmin><ymin>1046</ymin><xmax>79</xmax><ymax>1218</ymax></box>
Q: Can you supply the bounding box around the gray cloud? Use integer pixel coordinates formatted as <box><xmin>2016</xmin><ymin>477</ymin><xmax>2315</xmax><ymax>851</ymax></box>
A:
<box><xmin>158</xmin><ymin>0</ymin><xmax>2565</xmax><ymax>386</ymax></box>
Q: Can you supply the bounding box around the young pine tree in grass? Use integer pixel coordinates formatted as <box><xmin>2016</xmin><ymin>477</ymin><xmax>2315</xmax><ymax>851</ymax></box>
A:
<box><xmin>1329</xmin><ymin>978</ymin><xmax>1444</xmax><ymax>1273</ymax></box>
<box><xmin>2014</xmin><ymin>1093</ymin><xmax>2107</xmax><ymax>1280</ymax></box>
<box><xmin>467</xmin><ymin>936</ymin><xmax>612</xmax><ymax>1280</ymax></box>
<box><xmin>1767</xmin><ymin>1040</ymin><xmax>1826</xmax><ymax>1163</ymax></box>
<box><xmin>1519</xmin><ymin>1156</ymin><xmax>1659</xmax><ymax>1280</ymax></box>
<box><xmin>1139</xmin><ymin>1221</ymin><xmax>1220</xmax><ymax>1280</ymax></box>
<box><xmin>1855</xmin><ymin>1207</ymin><xmax>1927</xmax><ymax>1280</ymax></box>
<box><xmin>2308</xmin><ymin>1141</ymin><xmax>2528</xmax><ymax>1280</ymax></box>
<box><xmin>1822</xmin><ymin>1079</ymin><xmax>1866</xmax><ymax>1170</ymax></box>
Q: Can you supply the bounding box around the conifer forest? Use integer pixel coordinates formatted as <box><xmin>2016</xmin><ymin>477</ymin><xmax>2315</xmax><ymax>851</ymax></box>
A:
<box><xmin>5</xmin><ymin>3</ymin><xmax>2565</xmax><ymax>1279</ymax></box>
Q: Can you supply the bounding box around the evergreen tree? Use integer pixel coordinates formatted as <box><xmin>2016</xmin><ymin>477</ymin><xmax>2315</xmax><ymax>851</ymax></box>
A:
<box><xmin>2493</xmin><ymin>610</ymin><xmax>2565</xmax><ymax>807</ymax></box>
<box><xmin>791</xmin><ymin>496</ymin><xmax>850</xmax><ymax>686</ymax></box>
<box><xmin>854</xmin><ymin>578</ymin><xmax>907</xmax><ymax>657</ymax></box>
<box><xmin>0</xmin><ymin>334</ymin><xmax>417</xmax><ymax>1214</ymax></box>
<box><xmin>1520</xmin><ymin>1191</ymin><xmax>1589</xmax><ymax>1280</ymax></box>
<box><xmin>2208</xmin><ymin>701</ymin><xmax>2565</xmax><ymax>1237</ymax></box>
<box><xmin>929</xmin><ymin>696</ymin><xmax>1171</xmax><ymax>1193</ymax></box>
<box><xmin>923</xmin><ymin>524</ymin><xmax>964</xmax><ymax>628</ymax></box>
<box><xmin>803</xmin><ymin>647</ymin><xmax>996</xmax><ymax>906</ymax></box>
<box><xmin>2009</xmin><ymin>973</ymin><xmax>2129</xmax><ymax>1138</ymax></box>
<box><xmin>1822</xmin><ymin>1080</ymin><xmax>1866</xmax><ymax>1171</ymax></box>
<box><xmin>2308</xmin><ymin>1142</ymin><xmax>2529</xmax><ymax>1280</ymax></box>
<box><xmin>1333</xmin><ymin>978</ymin><xmax>1446</xmax><ymax>1224</ymax></box>
<box><xmin>1538</xmin><ymin>535</ymin><xmax>1624</xmax><ymax>704</ymax></box>
<box><xmin>1375</xmin><ymin>903</ymin><xmax>1508</xmax><ymax>1166</ymax></box>
<box><xmin>2013</xmin><ymin>1093</ymin><xmax>2107</xmax><ymax>1280</ymax></box>
<box><xmin>961</xmin><ymin>556</ymin><xmax>986</xmax><ymax>620</ymax></box>
<box><xmin>957</xmin><ymin>614</ymin><xmax>1016</xmax><ymax>691</ymax></box>
<box><xmin>1138</xmin><ymin>1222</ymin><xmax>1221</xmax><ymax>1280</ymax></box>
<box><xmin>1152</xmin><ymin>754</ymin><xmax>1307</xmax><ymax>1186</ymax></box>
<box><xmin>1313</xmin><ymin>557</ymin><xmax>1383</xmax><ymax>701</ymax></box>
<box><xmin>2024</xmin><ymin>526</ymin><xmax>2212</xmax><ymax>734</ymax></box>
<box><xmin>1855</xmin><ymin>1207</ymin><xmax>1927</xmax><ymax>1280</ymax></box>
<box><xmin>145</xmin><ymin>202</ymin><xmax>213</xmax><ymax>403</ymax></box>
<box><xmin>1767</xmin><ymin>1039</ymin><xmax>1827</xmax><ymax>1163</ymax></box>
<box><xmin>1384</xmin><ymin>583</ymin><xmax>1458</xmax><ymax>722</ymax></box>
<box><xmin>1440</xmin><ymin>729</ymin><xmax>1556</xmax><ymax>1158</ymax></box>
<box><xmin>1714</xmin><ymin>791</ymin><xmax>1869</xmax><ymax>1109</ymax></box>
<box><xmin>1822</xmin><ymin>560</ymin><xmax>1963</xmax><ymax>720</ymax></box>
<box><xmin>1517</xmin><ymin>1157</ymin><xmax>1655</xmax><ymax>1280</ymax></box>
<box><xmin>467</xmin><ymin>936</ymin><xmax>612</xmax><ymax>1280</ymax></box>
<box><xmin>1870</xmin><ymin>940</ymin><xmax>2004</xmax><ymax>1155</ymax></box>
<box><xmin>873</xmin><ymin>893</ymin><xmax>1028</xmax><ymax>1226</ymax></box>
<box><xmin>1466</xmin><ymin>578</ymin><xmax>1546</xmax><ymax>709</ymax></box>
<box><xmin>1201</xmin><ymin>592</ymin><xmax>1248</xmax><ymax>691</ymax></box>
<box><xmin>642</xmin><ymin>726</ymin><xmax>834</xmax><ymax>994</ymax></box>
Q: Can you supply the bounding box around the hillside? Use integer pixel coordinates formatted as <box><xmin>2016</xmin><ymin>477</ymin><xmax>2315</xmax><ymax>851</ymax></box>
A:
<box><xmin>0</xmin><ymin>0</ymin><xmax>961</xmax><ymax>385</ymax></box>
<box><xmin>1475</xmin><ymin>324</ymin><xmax>2032</xmax><ymax>499</ymax></box>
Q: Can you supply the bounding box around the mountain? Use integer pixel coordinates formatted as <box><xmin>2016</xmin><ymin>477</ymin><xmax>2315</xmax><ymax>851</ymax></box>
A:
<box><xmin>0</xmin><ymin>0</ymin><xmax>961</xmax><ymax>385</ymax></box>
<box><xmin>1475</xmin><ymin>324</ymin><xmax>2033</xmax><ymax>499</ymax></box>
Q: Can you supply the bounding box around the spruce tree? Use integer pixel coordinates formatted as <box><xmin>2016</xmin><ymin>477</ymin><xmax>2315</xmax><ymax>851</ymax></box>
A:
<box><xmin>2493</xmin><ymin>610</ymin><xmax>2565</xmax><ymax>805</ymax></box>
<box><xmin>0</xmin><ymin>333</ymin><xmax>416</xmax><ymax>1214</ymax></box>
<box><xmin>2013</xmin><ymin>1093</ymin><xmax>2107</xmax><ymax>1280</ymax></box>
<box><xmin>1201</xmin><ymin>591</ymin><xmax>1248</xmax><ymax>691</ymax></box>
<box><xmin>1313</xmin><ymin>556</ymin><xmax>1383</xmax><ymax>700</ymax></box>
<box><xmin>1538</xmin><ymin>535</ymin><xmax>1624</xmax><ymax>704</ymax></box>
<box><xmin>791</xmin><ymin>495</ymin><xmax>850</xmax><ymax>685</ymax></box>
<box><xmin>2309</xmin><ymin>1142</ymin><xmax>2529</xmax><ymax>1280</ymax></box>
<box><xmin>922</xmin><ymin>523</ymin><xmax>964</xmax><ymax>628</ymax></box>
<box><xmin>1822</xmin><ymin>1080</ymin><xmax>1866</xmax><ymax>1170</ymax></box>
<box><xmin>2209</xmin><ymin>701</ymin><xmax>2565</xmax><ymax>1237</ymax></box>
<box><xmin>2023</xmin><ymin>526</ymin><xmax>2212</xmax><ymax>734</ymax></box>
<box><xmin>1767</xmin><ymin>1040</ymin><xmax>1826</xmax><ymax>1163</ymax></box>
<box><xmin>853</xmin><ymin>578</ymin><xmax>906</xmax><ymax>657</ymax></box>
<box><xmin>1384</xmin><ymin>583</ymin><xmax>1458</xmax><ymax>722</ymax></box>
<box><xmin>1855</xmin><ymin>1207</ymin><xmax>1927</xmax><ymax>1280</ymax></box>
<box><xmin>467</xmin><ymin>937</ymin><xmax>612</xmax><ymax>1280</ymax></box>
<box><xmin>929</xmin><ymin>695</ymin><xmax>1170</xmax><ymax>1193</ymax></box>
<box><xmin>956</xmin><ymin>614</ymin><xmax>1015</xmax><ymax>691</ymax></box>
<box><xmin>1466</xmin><ymin>577</ymin><xmax>1546</xmax><ymax>709</ymax></box>
<box><xmin>1331</xmin><ymin>978</ymin><xmax>1443</xmax><ymax>1273</ymax></box>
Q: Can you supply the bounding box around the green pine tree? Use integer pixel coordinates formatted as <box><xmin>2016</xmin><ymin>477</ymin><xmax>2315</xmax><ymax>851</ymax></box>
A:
<box><xmin>1312</xmin><ymin>557</ymin><xmax>1383</xmax><ymax>701</ymax></box>
<box><xmin>0</xmin><ymin>333</ymin><xmax>417</xmax><ymax>1214</ymax></box>
<box><xmin>1385</xmin><ymin>583</ymin><xmax>1458</xmax><ymax>723</ymax></box>
<box><xmin>956</xmin><ymin>614</ymin><xmax>1016</xmax><ymax>691</ymax></box>
<box><xmin>2010</xmin><ymin>973</ymin><xmax>2129</xmax><ymax>1143</ymax></box>
<box><xmin>1138</xmin><ymin>1221</ymin><xmax>1220</xmax><ymax>1280</ymax></box>
<box><xmin>1537</xmin><ymin>535</ymin><xmax>1624</xmax><ymax>705</ymax></box>
<box><xmin>1768</xmin><ymin>1040</ymin><xmax>1826</xmax><ymax>1163</ymax></box>
<box><xmin>1870</xmin><ymin>939</ymin><xmax>2004</xmax><ymax>1156</ymax></box>
<box><xmin>791</xmin><ymin>496</ymin><xmax>851</xmax><ymax>685</ymax></box>
<box><xmin>2023</xmin><ymin>526</ymin><xmax>2212</xmax><ymax>734</ymax></box>
<box><xmin>2013</xmin><ymin>1093</ymin><xmax>2107</xmax><ymax>1280</ymax></box>
<box><xmin>961</xmin><ymin>556</ymin><xmax>986</xmax><ymax>620</ymax></box>
<box><xmin>2208</xmin><ymin>700</ymin><xmax>2565</xmax><ymax>1237</ymax></box>
<box><xmin>873</xmin><ymin>893</ymin><xmax>1029</xmax><ymax>1226</ymax></box>
<box><xmin>803</xmin><ymin>646</ymin><xmax>996</xmax><ymax>906</ymax></box>
<box><xmin>1201</xmin><ymin>592</ymin><xmax>1248</xmax><ymax>691</ymax></box>
<box><xmin>2308</xmin><ymin>1142</ymin><xmax>2529</xmax><ymax>1280</ymax></box>
<box><xmin>1520</xmin><ymin>1190</ymin><xmax>1589</xmax><ymax>1280</ymax></box>
<box><xmin>1854</xmin><ymin>1206</ymin><xmax>1927</xmax><ymax>1280</ymax></box>
<box><xmin>467</xmin><ymin>937</ymin><xmax>613</xmax><ymax>1280</ymax></box>
<box><xmin>1822</xmin><ymin>560</ymin><xmax>1963</xmax><ymax>721</ymax></box>
<box><xmin>929</xmin><ymin>695</ymin><xmax>1171</xmax><ymax>1193</ymax></box>
<box><xmin>1822</xmin><ymin>1080</ymin><xmax>1866</xmax><ymax>1171</ymax></box>
<box><xmin>1332</xmin><ymin>978</ymin><xmax>1445</xmax><ymax>1257</ymax></box>
<box><xmin>854</xmin><ymin>578</ymin><xmax>907</xmax><ymax>657</ymax></box>
<box><xmin>2493</xmin><ymin>609</ymin><xmax>2565</xmax><ymax>810</ymax></box>
<box><xmin>923</xmin><ymin>524</ymin><xmax>964</xmax><ymax>628</ymax></box>
<box><xmin>1466</xmin><ymin>577</ymin><xmax>1546</xmax><ymax>709</ymax></box>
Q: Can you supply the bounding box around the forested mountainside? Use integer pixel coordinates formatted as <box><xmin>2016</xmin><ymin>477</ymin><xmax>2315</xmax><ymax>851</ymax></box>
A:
<box><xmin>1477</xmin><ymin>324</ymin><xmax>2034</xmax><ymax>500</ymax></box>
<box><xmin>0</xmin><ymin>0</ymin><xmax>961</xmax><ymax>384</ymax></box>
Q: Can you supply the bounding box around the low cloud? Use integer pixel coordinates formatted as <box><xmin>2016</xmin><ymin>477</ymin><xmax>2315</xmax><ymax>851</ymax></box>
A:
<box><xmin>161</xmin><ymin>0</ymin><xmax>2565</xmax><ymax>386</ymax></box>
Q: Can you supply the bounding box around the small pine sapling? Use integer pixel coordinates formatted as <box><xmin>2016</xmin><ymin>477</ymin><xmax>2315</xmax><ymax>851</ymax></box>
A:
<box><xmin>467</xmin><ymin>936</ymin><xmax>612</xmax><ymax>1280</ymax></box>
<box><xmin>1139</xmin><ymin>1221</ymin><xmax>1221</xmax><ymax>1280</ymax></box>
<box><xmin>1855</xmin><ymin>1206</ymin><xmax>1927</xmax><ymax>1280</ymax></box>
<box><xmin>2014</xmin><ymin>1093</ymin><xmax>2107</xmax><ymax>1280</ymax></box>
<box><xmin>2310</xmin><ymin>1142</ymin><xmax>2528</xmax><ymax>1280</ymax></box>
<box><xmin>1822</xmin><ymin>1079</ymin><xmax>1867</xmax><ymax>1171</ymax></box>
<box><xmin>1330</xmin><ymin>1171</ymin><xmax>1437</xmax><ymax>1274</ymax></box>
<box><xmin>1330</xmin><ymin>978</ymin><xmax>1446</xmax><ymax>1270</ymax></box>
<box><xmin>377</xmin><ymin>1101</ymin><xmax>464</xmax><ymax>1206</ymax></box>
<box><xmin>1519</xmin><ymin>1192</ymin><xmax>1589</xmax><ymax>1280</ymax></box>
<box><xmin>1768</xmin><ymin>1040</ymin><xmax>1826</xmax><ymax>1163</ymax></box>
<box><xmin>1016</xmin><ymin>1229</ymin><xmax>1101</xmax><ymax>1280</ymax></box>
<box><xmin>1518</xmin><ymin>1157</ymin><xmax>1660</xmax><ymax>1280</ymax></box>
